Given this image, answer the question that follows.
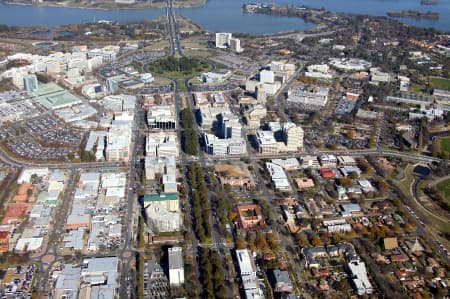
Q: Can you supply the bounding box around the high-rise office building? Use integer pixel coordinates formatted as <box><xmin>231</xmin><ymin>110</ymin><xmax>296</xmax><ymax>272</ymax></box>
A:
<box><xmin>106</xmin><ymin>79</ymin><xmax>119</xmax><ymax>93</ymax></box>
<box><xmin>256</xmin><ymin>85</ymin><xmax>267</xmax><ymax>104</ymax></box>
<box><xmin>230</xmin><ymin>37</ymin><xmax>243</xmax><ymax>53</ymax></box>
<box><xmin>283</xmin><ymin>122</ymin><xmax>304</xmax><ymax>151</ymax></box>
<box><xmin>221</xmin><ymin>114</ymin><xmax>242</xmax><ymax>139</ymax></box>
<box><xmin>215</xmin><ymin>33</ymin><xmax>232</xmax><ymax>49</ymax></box>
<box><xmin>23</xmin><ymin>74</ymin><xmax>38</xmax><ymax>92</ymax></box>
<box><xmin>260</xmin><ymin>70</ymin><xmax>275</xmax><ymax>84</ymax></box>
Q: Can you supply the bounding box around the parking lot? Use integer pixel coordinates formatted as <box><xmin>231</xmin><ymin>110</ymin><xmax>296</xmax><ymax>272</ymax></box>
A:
<box><xmin>140</xmin><ymin>85</ymin><xmax>173</xmax><ymax>94</ymax></box>
<box><xmin>325</xmin><ymin>135</ymin><xmax>369</xmax><ymax>149</ymax></box>
<box><xmin>7</xmin><ymin>137</ymin><xmax>72</xmax><ymax>160</ymax></box>
<box><xmin>119</xmin><ymin>50</ymin><xmax>165</xmax><ymax>65</ymax></box>
<box><xmin>192</xmin><ymin>83</ymin><xmax>238</xmax><ymax>92</ymax></box>
<box><xmin>1</xmin><ymin>264</ymin><xmax>38</xmax><ymax>299</ymax></box>
<box><xmin>22</xmin><ymin>115</ymin><xmax>61</xmax><ymax>134</ymax></box>
<box><xmin>144</xmin><ymin>261</ymin><xmax>170</xmax><ymax>299</ymax></box>
<box><xmin>286</xmin><ymin>101</ymin><xmax>324</xmax><ymax>112</ymax></box>
<box><xmin>0</xmin><ymin>126</ymin><xmax>17</xmax><ymax>141</ymax></box>
<box><xmin>210</xmin><ymin>54</ymin><xmax>259</xmax><ymax>74</ymax></box>
<box><xmin>97</xmin><ymin>63</ymin><xmax>123</xmax><ymax>78</ymax></box>
<box><xmin>36</xmin><ymin>128</ymin><xmax>85</xmax><ymax>146</ymax></box>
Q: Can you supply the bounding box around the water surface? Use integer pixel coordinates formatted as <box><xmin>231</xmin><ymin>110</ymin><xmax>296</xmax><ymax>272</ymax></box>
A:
<box><xmin>0</xmin><ymin>0</ymin><xmax>448</xmax><ymax>33</ymax></box>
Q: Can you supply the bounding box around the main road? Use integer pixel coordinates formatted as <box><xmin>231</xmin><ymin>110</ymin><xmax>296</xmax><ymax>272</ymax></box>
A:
<box><xmin>166</xmin><ymin>0</ymin><xmax>184</xmax><ymax>57</ymax></box>
<box><xmin>118</xmin><ymin>99</ymin><xmax>141</xmax><ymax>299</ymax></box>
<box><xmin>158</xmin><ymin>6</ymin><xmax>235</xmax><ymax>287</ymax></box>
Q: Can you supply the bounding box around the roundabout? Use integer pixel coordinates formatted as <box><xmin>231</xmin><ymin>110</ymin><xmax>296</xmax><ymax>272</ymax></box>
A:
<box><xmin>32</xmin><ymin>41</ymin><xmax>59</xmax><ymax>47</ymax></box>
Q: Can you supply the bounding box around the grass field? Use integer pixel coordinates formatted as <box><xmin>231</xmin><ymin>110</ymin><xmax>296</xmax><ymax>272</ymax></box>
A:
<box><xmin>143</xmin><ymin>40</ymin><xmax>169</xmax><ymax>51</ymax></box>
<box><xmin>410</xmin><ymin>82</ymin><xmax>425</xmax><ymax>93</ymax></box>
<box><xmin>430</xmin><ymin>77</ymin><xmax>450</xmax><ymax>91</ymax></box>
<box><xmin>182</xmin><ymin>49</ymin><xmax>214</xmax><ymax>58</ymax></box>
<box><xmin>153</xmin><ymin>75</ymin><xmax>173</xmax><ymax>86</ymax></box>
<box><xmin>436</xmin><ymin>178</ymin><xmax>450</xmax><ymax>200</ymax></box>
<box><xmin>439</xmin><ymin>137</ymin><xmax>450</xmax><ymax>153</ymax></box>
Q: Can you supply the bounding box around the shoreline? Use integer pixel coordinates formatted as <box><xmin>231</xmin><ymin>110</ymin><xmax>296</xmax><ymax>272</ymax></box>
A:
<box><xmin>1</xmin><ymin>0</ymin><xmax>207</xmax><ymax>11</ymax></box>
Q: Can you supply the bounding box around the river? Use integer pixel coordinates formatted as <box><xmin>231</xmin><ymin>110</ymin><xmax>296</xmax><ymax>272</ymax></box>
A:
<box><xmin>0</xmin><ymin>0</ymin><xmax>449</xmax><ymax>34</ymax></box>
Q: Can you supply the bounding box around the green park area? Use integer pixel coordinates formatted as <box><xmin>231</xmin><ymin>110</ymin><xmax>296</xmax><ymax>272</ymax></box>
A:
<box><xmin>145</xmin><ymin>56</ymin><xmax>210</xmax><ymax>79</ymax></box>
<box><xmin>430</xmin><ymin>76</ymin><xmax>450</xmax><ymax>90</ymax></box>
<box><xmin>436</xmin><ymin>178</ymin><xmax>450</xmax><ymax>201</ymax></box>
<box><xmin>439</xmin><ymin>137</ymin><xmax>450</xmax><ymax>153</ymax></box>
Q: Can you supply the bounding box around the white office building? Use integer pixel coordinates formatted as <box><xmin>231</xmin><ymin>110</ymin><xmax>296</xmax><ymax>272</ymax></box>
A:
<box><xmin>146</xmin><ymin>205</ymin><xmax>181</xmax><ymax>232</ymax></box>
<box><xmin>221</xmin><ymin>113</ymin><xmax>242</xmax><ymax>139</ymax></box>
<box><xmin>168</xmin><ymin>247</ymin><xmax>185</xmax><ymax>286</ymax></box>
<box><xmin>23</xmin><ymin>74</ymin><xmax>38</xmax><ymax>92</ymax></box>
<box><xmin>235</xmin><ymin>249</ymin><xmax>263</xmax><ymax>298</ymax></box>
<box><xmin>147</xmin><ymin>105</ymin><xmax>176</xmax><ymax>130</ymax></box>
<box><xmin>319</xmin><ymin>154</ymin><xmax>337</xmax><ymax>168</ymax></box>
<box><xmin>266</xmin><ymin>162</ymin><xmax>292</xmax><ymax>191</ymax></box>
<box><xmin>283</xmin><ymin>122</ymin><xmax>304</xmax><ymax>151</ymax></box>
<box><xmin>260</xmin><ymin>70</ymin><xmax>275</xmax><ymax>84</ymax></box>
<box><xmin>287</xmin><ymin>85</ymin><xmax>329</xmax><ymax>107</ymax></box>
<box><xmin>347</xmin><ymin>261</ymin><xmax>373</xmax><ymax>295</ymax></box>
<box><xmin>215</xmin><ymin>33</ymin><xmax>232</xmax><ymax>48</ymax></box>
<box><xmin>204</xmin><ymin>134</ymin><xmax>246</xmax><ymax>156</ymax></box>
<box><xmin>230</xmin><ymin>37</ymin><xmax>243</xmax><ymax>53</ymax></box>
<box><xmin>146</xmin><ymin>132</ymin><xmax>179</xmax><ymax>159</ymax></box>
<box><xmin>236</xmin><ymin>249</ymin><xmax>257</xmax><ymax>276</ymax></box>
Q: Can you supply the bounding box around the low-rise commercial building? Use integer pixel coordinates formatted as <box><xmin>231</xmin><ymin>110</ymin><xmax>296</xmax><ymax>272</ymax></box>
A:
<box><xmin>347</xmin><ymin>260</ymin><xmax>373</xmax><ymax>295</ymax></box>
<box><xmin>235</xmin><ymin>204</ymin><xmax>266</xmax><ymax>230</ymax></box>
<box><xmin>271</xmin><ymin>270</ymin><xmax>294</xmax><ymax>293</ymax></box>
<box><xmin>319</xmin><ymin>154</ymin><xmax>337</xmax><ymax>168</ymax></box>
<box><xmin>287</xmin><ymin>85</ymin><xmax>329</xmax><ymax>108</ymax></box>
<box><xmin>147</xmin><ymin>105</ymin><xmax>176</xmax><ymax>130</ymax></box>
<box><xmin>235</xmin><ymin>249</ymin><xmax>263</xmax><ymax>298</ymax></box>
<box><xmin>146</xmin><ymin>132</ymin><xmax>179</xmax><ymax>159</ymax></box>
<box><xmin>266</xmin><ymin>162</ymin><xmax>292</xmax><ymax>191</ymax></box>
<box><xmin>204</xmin><ymin>134</ymin><xmax>246</xmax><ymax>156</ymax></box>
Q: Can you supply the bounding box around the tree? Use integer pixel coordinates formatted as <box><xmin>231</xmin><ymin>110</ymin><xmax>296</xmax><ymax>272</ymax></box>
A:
<box><xmin>255</xmin><ymin>232</ymin><xmax>268</xmax><ymax>251</ymax></box>
<box><xmin>368</xmin><ymin>135</ymin><xmax>376</xmax><ymax>148</ymax></box>
<box><xmin>266</xmin><ymin>233</ymin><xmax>279</xmax><ymax>252</ymax></box>
<box><xmin>138</xmin><ymin>216</ymin><xmax>145</xmax><ymax>248</ymax></box>
<box><xmin>339</xmin><ymin>177</ymin><xmax>352</xmax><ymax>187</ymax></box>
<box><xmin>392</xmin><ymin>223</ymin><xmax>402</xmax><ymax>233</ymax></box>
<box><xmin>183</xmin><ymin>128</ymin><xmax>198</xmax><ymax>156</ymax></box>
<box><xmin>228</xmin><ymin>211</ymin><xmax>237</xmax><ymax>222</ymax></box>
<box><xmin>217</xmin><ymin>197</ymin><xmax>231</xmax><ymax>225</ymax></box>
<box><xmin>247</xmin><ymin>234</ymin><xmax>256</xmax><ymax>252</ymax></box>
<box><xmin>332</xmin><ymin>233</ymin><xmax>342</xmax><ymax>244</ymax></box>
<box><xmin>15</xmin><ymin>127</ymin><xmax>22</xmax><ymax>136</ymax></box>
<box><xmin>297</xmin><ymin>232</ymin><xmax>309</xmax><ymax>247</ymax></box>
<box><xmin>364</xmin><ymin>165</ymin><xmax>374</xmax><ymax>176</ymax></box>
<box><xmin>392</xmin><ymin>197</ymin><xmax>403</xmax><ymax>209</ymax></box>
<box><xmin>403</xmin><ymin>221</ymin><xmax>416</xmax><ymax>232</ymax></box>
<box><xmin>347</xmin><ymin>130</ymin><xmax>356</xmax><ymax>139</ymax></box>
<box><xmin>375</xmin><ymin>178</ymin><xmax>390</xmax><ymax>195</ymax></box>
<box><xmin>236</xmin><ymin>236</ymin><xmax>247</xmax><ymax>249</ymax></box>
<box><xmin>310</xmin><ymin>233</ymin><xmax>322</xmax><ymax>247</ymax></box>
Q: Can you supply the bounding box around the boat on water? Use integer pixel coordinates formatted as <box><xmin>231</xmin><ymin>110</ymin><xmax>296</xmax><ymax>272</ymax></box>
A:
<box><xmin>420</xmin><ymin>0</ymin><xmax>438</xmax><ymax>5</ymax></box>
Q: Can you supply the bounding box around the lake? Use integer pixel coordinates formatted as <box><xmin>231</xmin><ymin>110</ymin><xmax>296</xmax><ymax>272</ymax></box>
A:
<box><xmin>0</xmin><ymin>0</ymin><xmax>449</xmax><ymax>34</ymax></box>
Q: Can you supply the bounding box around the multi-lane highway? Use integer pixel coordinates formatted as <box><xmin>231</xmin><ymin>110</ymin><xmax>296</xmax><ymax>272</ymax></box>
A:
<box><xmin>166</xmin><ymin>0</ymin><xmax>184</xmax><ymax>57</ymax></box>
